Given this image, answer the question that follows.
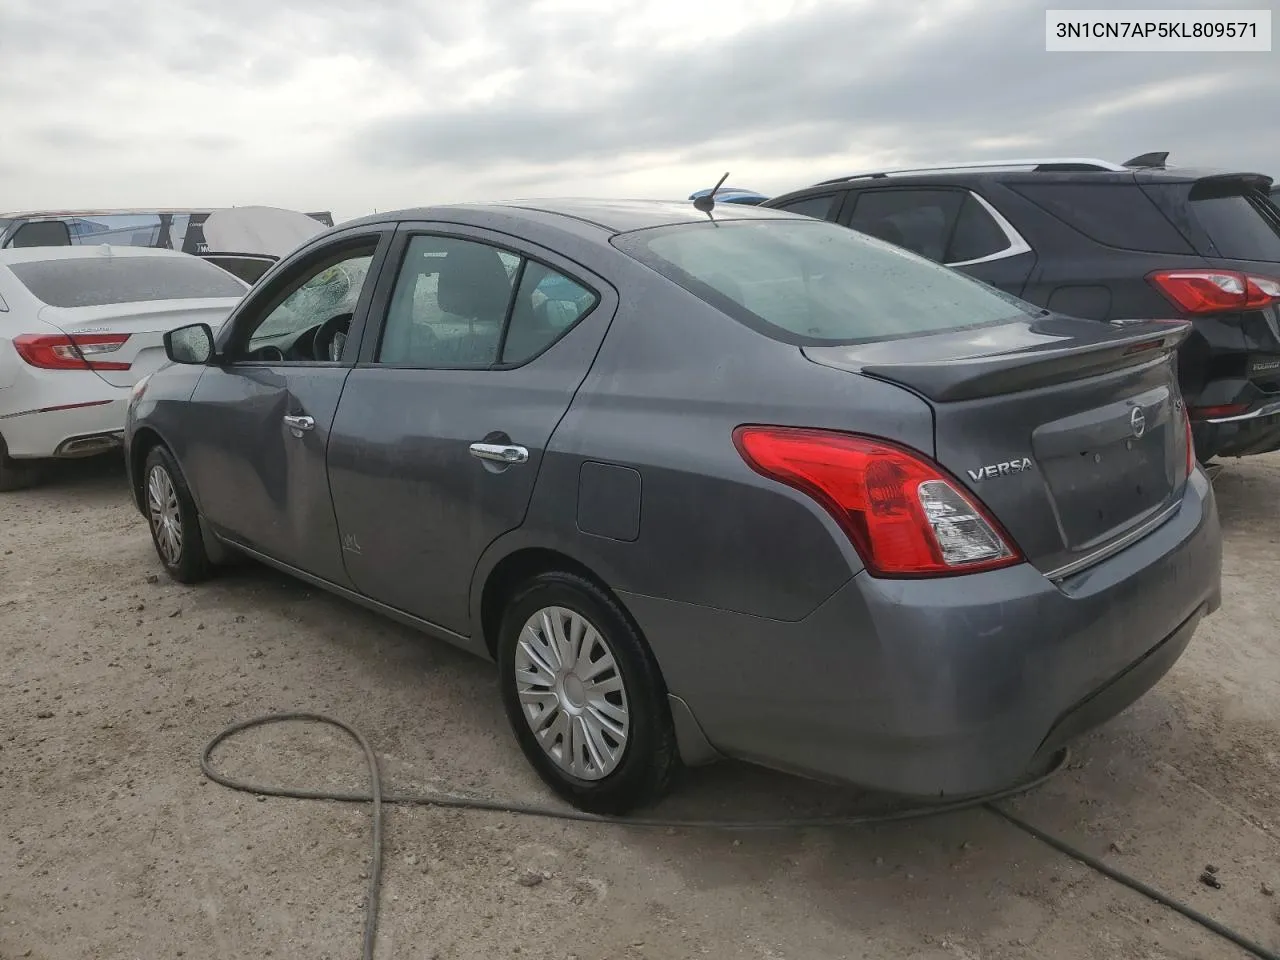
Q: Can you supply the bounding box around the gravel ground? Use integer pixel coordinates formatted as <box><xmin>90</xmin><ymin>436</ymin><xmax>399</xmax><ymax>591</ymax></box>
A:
<box><xmin>2</xmin><ymin>453</ymin><xmax>1279</xmax><ymax>960</ymax></box>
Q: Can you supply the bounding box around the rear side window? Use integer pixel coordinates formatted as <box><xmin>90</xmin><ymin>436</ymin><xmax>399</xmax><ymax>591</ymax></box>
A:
<box><xmin>771</xmin><ymin>194</ymin><xmax>837</xmax><ymax>220</ymax></box>
<box><xmin>1187</xmin><ymin>192</ymin><xmax>1280</xmax><ymax>262</ymax></box>
<box><xmin>845</xmin><ymin>189</ymin><xmax>964</xmax><ymax>262</ymax></box>
<box><xmin>8</xmin><ymin>255</ymin><xmax>248</xmax><ymax>307</ymax></box>
<box><xmin>947</xmin><ymin>194</ymin><xmax>1012</xmax><ymax>263</ymax></box>
<box><xmin>614</xmin><ymin>219</ymin><xmax>1033</xmax><ymax>346</ymax></box>
<box><xmin>1009</xmin><ymin>182</ymin><xmax>1192</xmax><ymax>254</ymax></box>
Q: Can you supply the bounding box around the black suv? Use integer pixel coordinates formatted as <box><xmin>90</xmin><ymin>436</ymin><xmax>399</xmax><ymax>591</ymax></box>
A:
<box><xmin>762</xmin><ymin>154</ymin><xmax>1280</xmax><ymax>462</ymax></box>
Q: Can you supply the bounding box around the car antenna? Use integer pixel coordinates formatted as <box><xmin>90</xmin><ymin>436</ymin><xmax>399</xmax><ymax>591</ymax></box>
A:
<box><xmin>693</xmin><ymin>172</ymin><xmax>730</xmax><ymax>214</ymax></box>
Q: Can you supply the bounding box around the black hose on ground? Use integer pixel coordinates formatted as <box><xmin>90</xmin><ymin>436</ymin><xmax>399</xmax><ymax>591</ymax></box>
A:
<box><xmin>202</xmin><ymin>713</ymin><xmax>1279</xmax><ymax>960</ymax></box>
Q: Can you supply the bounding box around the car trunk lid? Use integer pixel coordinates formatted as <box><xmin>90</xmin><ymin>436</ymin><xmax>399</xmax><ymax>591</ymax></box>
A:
<box><xmin>37</xmin><ymin>299</ymin><xmax>238</xmax><ymax>387</ymax></box>
<box><xmin>803</xmin><ymin>315</ymin><xmax>1193</xmax><ymax>577</ymax></box>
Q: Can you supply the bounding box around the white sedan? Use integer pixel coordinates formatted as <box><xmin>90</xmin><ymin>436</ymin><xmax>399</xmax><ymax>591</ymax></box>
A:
<box><xmin>0</xmin><ymin>245</ymin><xmax>248</xmax><ymax>490</ymax></box>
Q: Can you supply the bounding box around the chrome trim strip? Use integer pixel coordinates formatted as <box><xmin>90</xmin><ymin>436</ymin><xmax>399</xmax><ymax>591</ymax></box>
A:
<box><xmin>1045</xmin><ymin>499</ymin><xmax>1184</xmax><ymax>582</ymax></box>
<box><xmin>946</xmin><ymin>191</ymin><xmax>1033</xmax><ymax>267</ymax></box>
<box><xmin>1203</xmin><ymin>399</ymin><xmax>1280</xmax><ymax>423</ymax></box>
<box><xmin>818</xmin><ymin>157</ymin><xmax>1129</xmax><ymax>184</ymax></box>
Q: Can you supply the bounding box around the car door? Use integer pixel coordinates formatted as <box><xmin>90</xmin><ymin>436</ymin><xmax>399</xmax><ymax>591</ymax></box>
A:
<box><xmin>182</xmin><ymin>226</ymin><xmax>394</xmax><ymax>584</ymax></box>
<box><xmin>326</xmin><ymin>223</ymin><xmax>618</xmax><ymax>637</ymax></box>
<box><xmin>837</xmin><ymin>185</ymin><xmax>1036</xmax><ymax>295</ymax></box>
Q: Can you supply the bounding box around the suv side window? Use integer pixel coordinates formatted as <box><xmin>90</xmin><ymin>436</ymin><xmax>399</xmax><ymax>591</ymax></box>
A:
<box><xmin>946</xmin><ymin>194</ymin><xmax>1013</xmax><ymax>263</ymax></box>
<box><xmin>1008</xmin><ymin>182</ymin><xmax>1193</xmax><ymax>254</ymax></box>
<box><xmin>377</xmin><ymin>234</ymin><xmax>597</xmax><ymax>368</ymax></box>
<box><xmin>772</xmin><ymin>194</ymin><xmax>838</xmax><ymax>220</ymax></box>
<box><xmin>845</xmin><ymin>189</ymin><xmax>964</xmax><ymax>261</ymax></box>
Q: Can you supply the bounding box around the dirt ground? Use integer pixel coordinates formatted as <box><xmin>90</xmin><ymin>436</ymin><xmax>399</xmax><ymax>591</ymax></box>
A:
<box><xmin>2</xmin><ymin>453</ymin><xmax>1279</xmax><ymax>960</ymax></box>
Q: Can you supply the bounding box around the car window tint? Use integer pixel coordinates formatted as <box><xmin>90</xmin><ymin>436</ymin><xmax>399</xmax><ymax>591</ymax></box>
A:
<box><xmin>7</xmin><ymin>255</ymin><xmax>248</xmax><ymax>307</ymax></box>
<box><xmin>502</xmin><ymin>262</ymin><xmax>598</xmax><ymax>364</ymax></box>
<box><xmin>1187</xmin><ymin>193</ymin><xmax>1280</xmax><ymax>262</ymax></box>
<box><xmin>1009</xmin><ymin>182</ymin><xmax>1192</xmax><ymax>254</ymax></box>
<box><xmin>946</xmin><ymin>194</ymin><xmax>1011</xmax><ymax>263</ymax></box>
<box><xmin>615</xmin><ymin>219</ymin><xmax>1033</xmax><ymax>346</ymax></box>
<box><xmin>248</xmin><ymin>253</ymin><xmax>372</xmax><ymax>346</ymax></box>
<box><xmin>772</xmin><ymin>194</ymin><xmax>836</xmax><ymax>220</ymax></box>
<box><xmin>846</xmin><ymin>189</ymin><xmax>964</xmax><ymax>261</ymax></box>
<box><xmin>378</xmin><ymin>235</ymin><xmax>517</xmax><ymax>367</ymax></box>
<box><xmin>66</xmin><ymin>214</ymin><xmax>164</xmax><ymax>247</ymax></box>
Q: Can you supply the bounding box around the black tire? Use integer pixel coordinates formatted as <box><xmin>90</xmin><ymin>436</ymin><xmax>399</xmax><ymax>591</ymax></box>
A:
<box><xmin>0</xmin><ymin>435</ymin><xmax>42</xmax><ymax>492</ymax></box>
<box><xmin>141</xmin><ymin>445</ymin><xmax>212</xmax><ymax>583</ymax></box>
<box><xmin>497</xmin><ymin>571</ymin><xmax>678</xmax><ymax>815</ymax></box>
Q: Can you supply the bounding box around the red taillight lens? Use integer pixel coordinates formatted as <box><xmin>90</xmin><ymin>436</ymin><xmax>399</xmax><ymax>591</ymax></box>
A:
<box><xmin>13</xmin><ymin>333</ymin><xmax>131</xmax><ymax>371</ymax></box>
<box><xmin>1149</xmin><ymin>270</ymin><xmax>1280</xmax><ymax>314</ymax></box>
<box><xmin>732</xmin><ymin>425</ymin><xmax>1022</xmax><ymax>577</ymax></box>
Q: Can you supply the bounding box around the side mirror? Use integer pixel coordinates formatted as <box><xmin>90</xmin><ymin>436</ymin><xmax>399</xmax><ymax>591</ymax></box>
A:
<box><xmin>164</xmin><ymin>323</ymin><xmax>216</xmax><ymax>364</ymax></box>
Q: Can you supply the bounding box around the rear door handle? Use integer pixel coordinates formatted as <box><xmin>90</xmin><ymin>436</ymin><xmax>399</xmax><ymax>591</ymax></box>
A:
<box><xmin>283</xmin><ymin>414</ymin><xmax>315</xmax><ymax>433</ymax></box>
<box><xmin>469</xmin><ymin>442</ymin><xmax>529</xmax><ymax>464</ymax></box>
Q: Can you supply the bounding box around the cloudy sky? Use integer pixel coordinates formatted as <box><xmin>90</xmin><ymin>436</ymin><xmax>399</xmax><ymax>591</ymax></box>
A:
<box><xmin>1</xmin><ymin>0</ymin><xmax>1275</xmax><ymax>223</ymax></box>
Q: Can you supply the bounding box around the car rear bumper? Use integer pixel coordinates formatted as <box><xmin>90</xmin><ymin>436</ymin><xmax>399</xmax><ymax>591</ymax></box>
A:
<box><xmin>623</xmin><ymin>468</ymin><xmax>1221</xmax><ymax>797</ymax></box>
<box><xmin>0</xmin><ymin>388</ymin><xmax>128</xmax><ymax>459</ymax></box>
<box><xmin>1193</xmin><ymin>397</ymin><xmax>1280</xmax><ymax>459</ymax></box>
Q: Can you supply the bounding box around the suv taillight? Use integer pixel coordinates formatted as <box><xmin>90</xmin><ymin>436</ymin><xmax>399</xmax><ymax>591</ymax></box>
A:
<box><xmin>13</xmin><ymin>333</ymin><xmax>131</xmax><ymax>371</ymax></box>
<box><xmin>1149</xmin><ymin>270</ymin><xmax>1280</xmax><ymax>314</ymax></box>
<box><xmin>733</xmin><ymin>426</ymin><xmax>1022</xmax><ymax>577</ymax></box>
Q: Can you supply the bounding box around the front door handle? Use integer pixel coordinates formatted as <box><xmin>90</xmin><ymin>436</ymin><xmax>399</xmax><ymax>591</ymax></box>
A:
<box><xmin>469</xmin><ymin>442</ymin><xmax>529</xmax><ymax>464</ymax></box>
<box><xmin>283</xmin><ymin>414</ymin><xmax>315</xmax><ymax>433</ymax></box>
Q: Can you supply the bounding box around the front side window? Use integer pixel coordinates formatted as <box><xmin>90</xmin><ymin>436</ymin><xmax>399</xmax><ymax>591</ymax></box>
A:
<box><xmin>772</xmin><ymin>194</ymin><xmax>837</xmax><ymax>220</ymax></box>
<box><xmin>238</xmin><ymin>246</ymin><xmax>375</xmax><ymax>359</ymax></box>
<box><xmin>614</xmin><ymin>218</ymin><xmax>1033</xmax><ymax>345</ymax></box>
<box><xmin>8</xmin><ymin>254</ymin><xmax>248</xmax><ymax>308</ymax></box>
<box><xmin>377</xmin><ymin>235</ymin><xmax>597</xmax><ymax>368</ymax></box>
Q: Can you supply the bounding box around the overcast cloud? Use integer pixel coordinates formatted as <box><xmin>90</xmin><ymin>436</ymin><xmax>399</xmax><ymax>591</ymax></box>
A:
<box><xmin>0</xmin><ymin>0</ymin><xmax>1275</xmax><ymax>222</ymax></box>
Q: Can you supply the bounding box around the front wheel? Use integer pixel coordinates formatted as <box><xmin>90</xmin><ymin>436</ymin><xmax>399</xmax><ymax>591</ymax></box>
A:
<box><xmin>142</xmin><ymin>446</ymin><xmax>212</xmax><ymax>583</ymax></box>
<box><xmin>497</xmin><ymin>571</ymin><xmax>678</xmax><ymax>815</ymax></box>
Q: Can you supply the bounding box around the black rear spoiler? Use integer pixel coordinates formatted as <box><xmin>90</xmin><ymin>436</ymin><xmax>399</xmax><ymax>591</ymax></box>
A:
<box><xmin>804</xmin><ymin>318</ymin><xmax>1191</xmax><ymax>402</ymax></box>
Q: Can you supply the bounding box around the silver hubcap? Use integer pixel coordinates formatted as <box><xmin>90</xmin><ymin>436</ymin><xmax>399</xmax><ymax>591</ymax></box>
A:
<box><xmin>146</xmin><ymin>465</ymin><xmax>182</xmax><ymax>565</ymax></box>
<box><xmin>514</xmin><ymin>606</ymin><xmax>629</xmax><ymax>781</ymax></box>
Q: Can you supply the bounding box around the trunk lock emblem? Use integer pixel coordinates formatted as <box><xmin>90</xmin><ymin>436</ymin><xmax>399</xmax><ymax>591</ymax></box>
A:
<box><xmin>1130</xmin><ymin>407</ymin><xmax>1146</xmax><ymax>438</ymax></box>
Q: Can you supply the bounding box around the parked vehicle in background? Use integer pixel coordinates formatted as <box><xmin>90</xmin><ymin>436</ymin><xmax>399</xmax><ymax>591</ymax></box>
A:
<box><xmin>762</xmin><ymin>153</ymin><xmax>1280</xmax><ymax>462</ymax></box>
<box><xmin>688</xmin><ymin>186</ymin><xmax>769</xmax><ymax>205</ymax></box>
<box><xmin>126</xmin><ymin>198</ymin><xmax>1220</xmax><ymax>814</ymax></box>
<box><xmin>0</xmin><ymin>246</ymin><xmax>248</xmax><ymax>489</ymax></box>
<box><xmin>0</xmin><ymin>206</ymin><xmax>334</xmax><ymax>284</ymax></box>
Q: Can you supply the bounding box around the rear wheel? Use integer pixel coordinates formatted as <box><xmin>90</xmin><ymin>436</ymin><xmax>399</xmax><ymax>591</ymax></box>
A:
<box><xmin>143</xmin><ymin>445</ymin><xmax>211</xmax><ymax>583</ymax></box>
<box><xmin>497</xmin><ymin>571</ymin><xmax>678</xmax><ymax>815</ymax></box>
<box><xmin>0</xmin><ymin>435</ymin><xmax>41</xmax><ymax>492</ymax></box>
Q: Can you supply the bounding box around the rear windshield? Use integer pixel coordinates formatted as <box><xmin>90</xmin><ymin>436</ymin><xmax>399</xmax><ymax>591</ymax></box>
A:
<box><xmin>1188</xmin><ymin>192</ymin><xmax>1280</xmax><ymax>262</ymax></box>
<box><xmin>613</xmin><ymin>218</ymin><xmax>1034</xmax><ymax>345</ymax></box>
<box><xmin>7</xmin><ymin>255</ymin><xmax>247</xmax><ymax>308</ymax></box>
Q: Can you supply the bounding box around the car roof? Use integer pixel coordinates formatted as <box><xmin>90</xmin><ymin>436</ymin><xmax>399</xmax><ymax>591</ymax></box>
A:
<box><xmin>342</xmin><ymin>198</ymin><xmax>801</xmax><ymax>236</ymax></box>
<box><xmin>770</xmin><ymin>160</ymin><xmax>1272</xmax><ymax>201</ymax></box>
<box><xmin>0</xmin><ymin>245</ymin><xmax>203</xmax><ymax>265</ymax></box>
<box><xmin>0</xmin><ymin>208</ymin><xmax>226</xmax><ymax>219</ymax></box>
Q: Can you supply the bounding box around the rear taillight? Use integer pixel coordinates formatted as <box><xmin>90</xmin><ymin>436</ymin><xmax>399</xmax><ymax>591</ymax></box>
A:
<box><xmin>13</xmin><ymin>333</ymin><xmax>131</xmax><ymax>371</ymax></box>
<box><xmin>733</xmin><ymin>426</ymin><xmax>1022</xmax><ymax>577</ymax></box>
<box><xmin>1149</xmin><ymin>270</ymin><xmax>1280</xmax><ymax>314</ymax></box>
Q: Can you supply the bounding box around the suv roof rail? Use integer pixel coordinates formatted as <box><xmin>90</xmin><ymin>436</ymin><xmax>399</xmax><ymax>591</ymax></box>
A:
<box><xmin>811</xmin><ymin>156</ymin><xmax>1132</xmax><ymax>186</ymax></box>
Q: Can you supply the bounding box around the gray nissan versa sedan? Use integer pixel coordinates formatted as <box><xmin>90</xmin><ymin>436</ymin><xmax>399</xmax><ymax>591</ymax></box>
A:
<box><xmin>124</xmin><ymin>199</ymin><xmax>1222</xmax><ymax>814</ymax></box>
